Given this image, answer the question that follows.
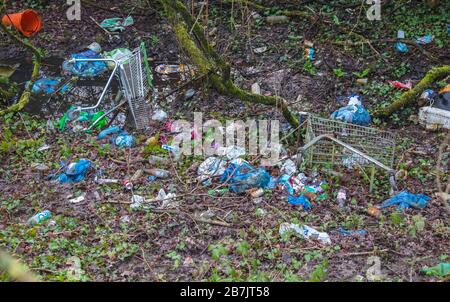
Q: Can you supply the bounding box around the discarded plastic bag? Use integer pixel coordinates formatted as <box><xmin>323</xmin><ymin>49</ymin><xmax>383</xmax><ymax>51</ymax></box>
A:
<box><xmin>287</xmin><ymin>195</ymin><xmax>311</xmax><ymax>210</ymax></box>
<box><xmin>388</xmin><ymin>80</ymin><xmax>412</xmax><ymax>90</ymax></box>
<box><xmin>57</xmin><ymin>159</ymin><xmax>91</xmax><ymax>184</ymax></box>
<box><xmin>100</xmin><ymin>16</ymin><xmax>134</xmax><ymax>32</ymax></box>
<box><xmin>31</xmin><ymin>77</ymin><xmax>71</xmax><ymax>95</ymax></box>
<box><xmin>279</xmin><ymin>222</ymin><xmax>331</xmax><ymax>245</ymax></box>
<box><xmin>104</xmin><ymin>48</ymin><xmax>132</xmax><ymax>68</ymax></box>
<box><xmin>220</xmin><ymin>161</ymin><xmax>272</xmax><ymax>193</ymax></box>
<box><xmin>380</xmin><ymin>190</ymin><xmax>431</xmax><ymax>210</ymax></box>
<box><xmin>97</xmin><ymin>126</ymin><xmax>135</xmax><ymax>148</ymax></box>
<box><xmin>62</xmin><ymin>49</ymin><xmax>107</xmax><ymax>78</ymax></box>
<box><xmin>330</xmin><ymin>94</ymin><xmax>371</xmax><ymax>126</ymax></box>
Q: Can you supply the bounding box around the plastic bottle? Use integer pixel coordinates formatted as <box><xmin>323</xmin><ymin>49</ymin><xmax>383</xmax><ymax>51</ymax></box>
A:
<box><xmin>148</xmin><ymin>155</ymin><xmax>169</xmax><ymax>165</ymax></box>
<box><xmin>27</xmin><ymin>210</ymin><xmax>52</xmax><ymax>226</ymax></box>
<box><xmin>337</xmin><ymin>189</ymin><xmax>347</xmax><ymax>208</ymax></box>
<box><xmin>148</xmin><ymin>168</ymin><xmax>170</xmax><ymax>179</ymax></box>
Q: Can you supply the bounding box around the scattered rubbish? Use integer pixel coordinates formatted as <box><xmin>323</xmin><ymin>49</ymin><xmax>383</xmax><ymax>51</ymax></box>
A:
<box><xmin>415</xmin><ymin>34</ymin><xmax>433</xmax><ymax>45</ymax></box>
<box><xmin>266</xmin><ymin>15</ymin><xmax>289</xmax><ymax>24</ymax></box>
<box><xmin>337</xmin><ymin>227</ymin><xmax>367</xmax><ymax>236</ymax></box>
<box><xmin>151</xmin><ymin>109</ymin><xmax>168</xmax><ymax>121</ymax></box>
<box><xmin>356</xmin><ymin>78</ymin><xmax>368</xmax><ymax>85</ymax></box>
<box><xmin>287</xmin><ymin>195</ymin><xmax>311</xmax><ymax>210</ymax></box>
<box><xmin>421</xmin><ymin>263</ymin><xmax>450</xmax><ymax>277</ymax></box>
<box><xmin>37</xmin><ymin>144</ymin><xmax>51</xmax><ymax>152</ymax></box>
<box><xmin>367</xmin><ymin>206</ymin><xmax>381</xmax><ymax>218</ymax></box>
<box><xmin>278</xmin><ymin>174</ymin><xmax>294</xmax><ymax>195</ymax></box>
<box><xmin>156</xmin><ymin>64</ymin><xmax>189</xmax><ymax>75</ymax></box>
<box><xmin>68</xmin><ymin>195</ymin><xmax>85</xmax><ymax>204</ymax></box>
<box><xmin>104</xmin><ymin>48</ymin><xmax>132</xmax><ymax>68</ymax></box>
<box><xmin>388</xmin><ymin>80</ymin><xmax>412</xmax><ymax>90</ymax></box>
<box><xmin>66</xmin><ymin>256</ymin><xmax>83</xmax><ymax>281</ymax></box>
<box><xmin>147</xmin><ymin>168</ymin><xmax>170</xmax><ymax>179</ymax></box>
<box><xmin>100</xmin><ymin>16</ymin><xmax>134</xmax><ymax>32</ymax></box>
<box><xmin>184</xmin><ymin>88</ymin><xmax>196</xmax><ymax>100</ymax></box>
<box><xmin>380</xmin><ymin>190</ymin><xmax>431</xmax><ymax>210</ymax></box>
<box><xmin>304</xmin><ymin>47</ymin><xmax>315</xmax><ymax>60</ymax></box>
<box><xmin>253</xmin><ymin>46</ymin><xmax>267</xmax><ymax>54</ymax></box>
<box><xmin>120</xmin><ymin>215</ymin><xmax>130</xmax><ymax>224</ymax></box>
<box><xmin>27</xmin><ymin>210</ymin><xmax>52</xmax><ymax>226</ymax></box>
<box><xmin>62</xmin><ymin>47</ymin><xmax>108</xmax><ymax>78</ymax></box>
<box><xmin>162</xmin><ymin>144</ymin><xmax>180</xmax><ymax>153</ymax></box>
<box><xmin>251</xmin><ymin>83</ymin><xmax>261</xmax><ymax>94</ymax></box>
<box><xmin>248</xmin><ymin>188</ymin><xmax>264</xmax><ymax>198</ymax></box>
<box><xmin>57</xmin><ymin>159</ymin><xmax>91</xmax><ymax>184</ymax></box>
<box><xmin>148</xmin><ymin>155</ymin><xmax>170</xmax><ymax>165</ymax></box>
<box><xmin>395</xmin><ymin>42</ymin><xmax>409</xmax><ymax>53</ymax></box>
<box><xmin>123</xmin><ymin>180</ymin><xmax>133</xmax><ymax>190</ymax></box>
<box><xmin>217</xmin><ymin>145</ymin><xmax>246</xmax><ymax>160</ymax></box>
<box><xmin>280</xmin><ymin>159</ymin><xmax>297</xmax><ymax>177</ymax></box>
<box><xmin>157</xmin><ymin>189</ymin><xmax>178</xmax><ymax>209</ymax></box>
<box><xmin>197</xmin><ymin>157</ymin><xmax>227</xmax><ymax>182</ymax></box>
<box><xmin>97</xmin><ymin>126</ymin><xmax>136</xmax><ymax>148</ymax></box>
<box><xmin>96</xmin><ymin>178</ymin><xmax>119</xmax><ymax>184</ymax></box>
<box><xmin>31</xmin><ymin>77</ymin><xmax>72</xmax><ymax>95</ymax></box>
<box><xmin>434</xmin><ymin>85</ymin><xmax>450</xmax><ymax>111</ymax></box>
<box><xmin>221</xmin><ymin>161</ymin><xmax>272</xmax><ymax>193</ymax></box>
<box><xmin>279</xmin><ymin>222</ymin><xmax>331</xmax><ymax>245</ymax></box>
<box><xmin>1</xmin><ymin>9</ymin><xmax>42</xmax><ymax>37</ymax></box>
<box><xmin>420</xmin><ymin>89</ymin><xmax>436</xmax><ymax>101</ymax></box>
<box><xmin>130</xmin><ymin>194</ymin><xmax>145</xmax><ymax>209</ymax></box>
<box><xmin>330</xmin><ymin>94</ymin><xmax>371</xmax><ymax>126</ymax></box>
<box><xmin>336</xmin><ymin>188</ymin><xmax>347</xmax><ymax>208</ymax></box>
<box><xmin>304</xmin><ymin>40</ymin><xmax>314</xmax><ymax>48</ymax></box>
<box><xmin>148</xmin><ymin>175</ymin><xmax>157</xmax><ymax>182</ymax></box>
<box><xmin>208</xmin><ymin>188</ymin><xmax>229</xmax><ymax>196</ymax></box>
<box><xmin>342</xmin><ymin>150</ymin><xmax>370</xmax><ymax>168</ymax></box>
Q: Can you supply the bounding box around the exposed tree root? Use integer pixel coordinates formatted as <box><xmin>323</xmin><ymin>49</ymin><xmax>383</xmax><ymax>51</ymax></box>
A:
<box><xmin>373</xmin><ymin>65</ymin><xmax>450</xmax><ymax>117</ymax></box>
<box><xmin>161</xmin><ymin>0</ymin><xmax>299</xmax><ymax>128</ymax></box>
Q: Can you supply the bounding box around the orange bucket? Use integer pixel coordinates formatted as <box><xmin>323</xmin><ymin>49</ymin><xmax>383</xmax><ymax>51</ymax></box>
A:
<box><xmin>2</xmin><ymin>9</ymin><xmax>42</xmax><ymax>37</ymax></box>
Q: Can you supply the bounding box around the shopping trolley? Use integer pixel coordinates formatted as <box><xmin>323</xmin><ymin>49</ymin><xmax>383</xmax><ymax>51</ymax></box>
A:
<box><xmin>296</xmin><ymin>112</ymin><xmax>398</xmax><ymax>194</ymax></box>
<box><xmin>66</xmin><ymin>42</ymin><xmax>153</xmax><ymax>130</ymax></box>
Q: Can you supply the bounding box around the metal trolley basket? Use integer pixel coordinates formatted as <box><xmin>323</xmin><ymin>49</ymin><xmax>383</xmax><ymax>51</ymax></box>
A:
<box><xmin>297</xmin><ymin>113</ymin><xmax>398</xmax><ymax>193</ymax></box>
<box><xmin>68</xmin><ymin>42</ymin><xmax>153</xmax><ymax>130</ymax></box>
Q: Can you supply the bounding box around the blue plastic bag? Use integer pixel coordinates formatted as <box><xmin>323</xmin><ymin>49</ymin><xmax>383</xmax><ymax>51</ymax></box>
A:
<box><xmin>220</xmin><ymin>161</ymin><xmax>272</xmax><ymax>193</ymax></box>
<box><xmin>278</xmin><ymin>174</ymin><xmax>294</xmax><ymax>195</ymax></box>
<box><xmin>331</xmin><ymin>94</ymin><xmax>371</xmax><ymax>126</ymax></box>
<box><xmin>62</xmin><ymin>50</ymin><xmax>107</xmax><ymax>78</ymax></box>
<box><xmin>97</xmin><ymin>126</ymin><xmax>135</xmax><ymax>148</ymax></box>
<box><xmin>58</xmin><ymin>159</ymin><xmax>91</xmax><ymax>183</ymax></box>
<box><xmin>31</xmin><ymin>77</ymin><xmax>71</xmax><ymax>95</ymax></box>
<box><xmin>380</xmin><ymin>190</ymin><xmax>431</xmax><ymax>210</ymax></box>
<box><xmin>337</xmin><ymin>227</ymin><xmax>367</xmax><ymax>236</ymax></box>
<box><xmin>288</xmin><ymin>195</ymin><xmax>311</xmax><ymax>210</ymax></box>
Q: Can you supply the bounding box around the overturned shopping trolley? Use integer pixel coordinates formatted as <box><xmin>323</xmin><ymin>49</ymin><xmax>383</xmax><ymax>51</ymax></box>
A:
<box><xmin>297</xmin><ymin>113</ymin><xmax>398</xmax><ymax>194</ymax></box>
<box><xmin>67</xmin><ymin>42</ymin><xmax>153</xmax><ymax>130</ymax></box>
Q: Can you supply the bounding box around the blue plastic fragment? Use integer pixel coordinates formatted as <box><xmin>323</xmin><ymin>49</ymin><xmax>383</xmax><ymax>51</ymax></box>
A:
<box><xmin>288</xmin><ymin>195</ymin><xmax>311</xmax><ymax>210</ymax></box>
<box><xmin>395</xmin><ymin>41</ymin><xmax>409</xmax><ymax>53</ymax></box>
<box><xmin>380</xmin><ymin>190</ymin><xmax>431</xmax><ymax>210</ymax></box>
<box><xmin>337</xmin><ymin>227</ymin><xmax>367</xmax><ymax>236</ymax></box>
<box><xmin>57</xmin><ymin>159</ymin><xmax>91</xmax><ymax>183</ymax></box>
<box><xmin>62</xmin><ymin>49</ymin><xmax>107</xmax><ymax>78</ymax></box>
<box><xmin>415</xmin><ymin>34</ymin><xmax>433</xmax><ymax>45</ymax></box>
<box><xmin>31</xmin><ymin>77</ymin><xmax>71</xmax><ymax>95</ymax></box>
